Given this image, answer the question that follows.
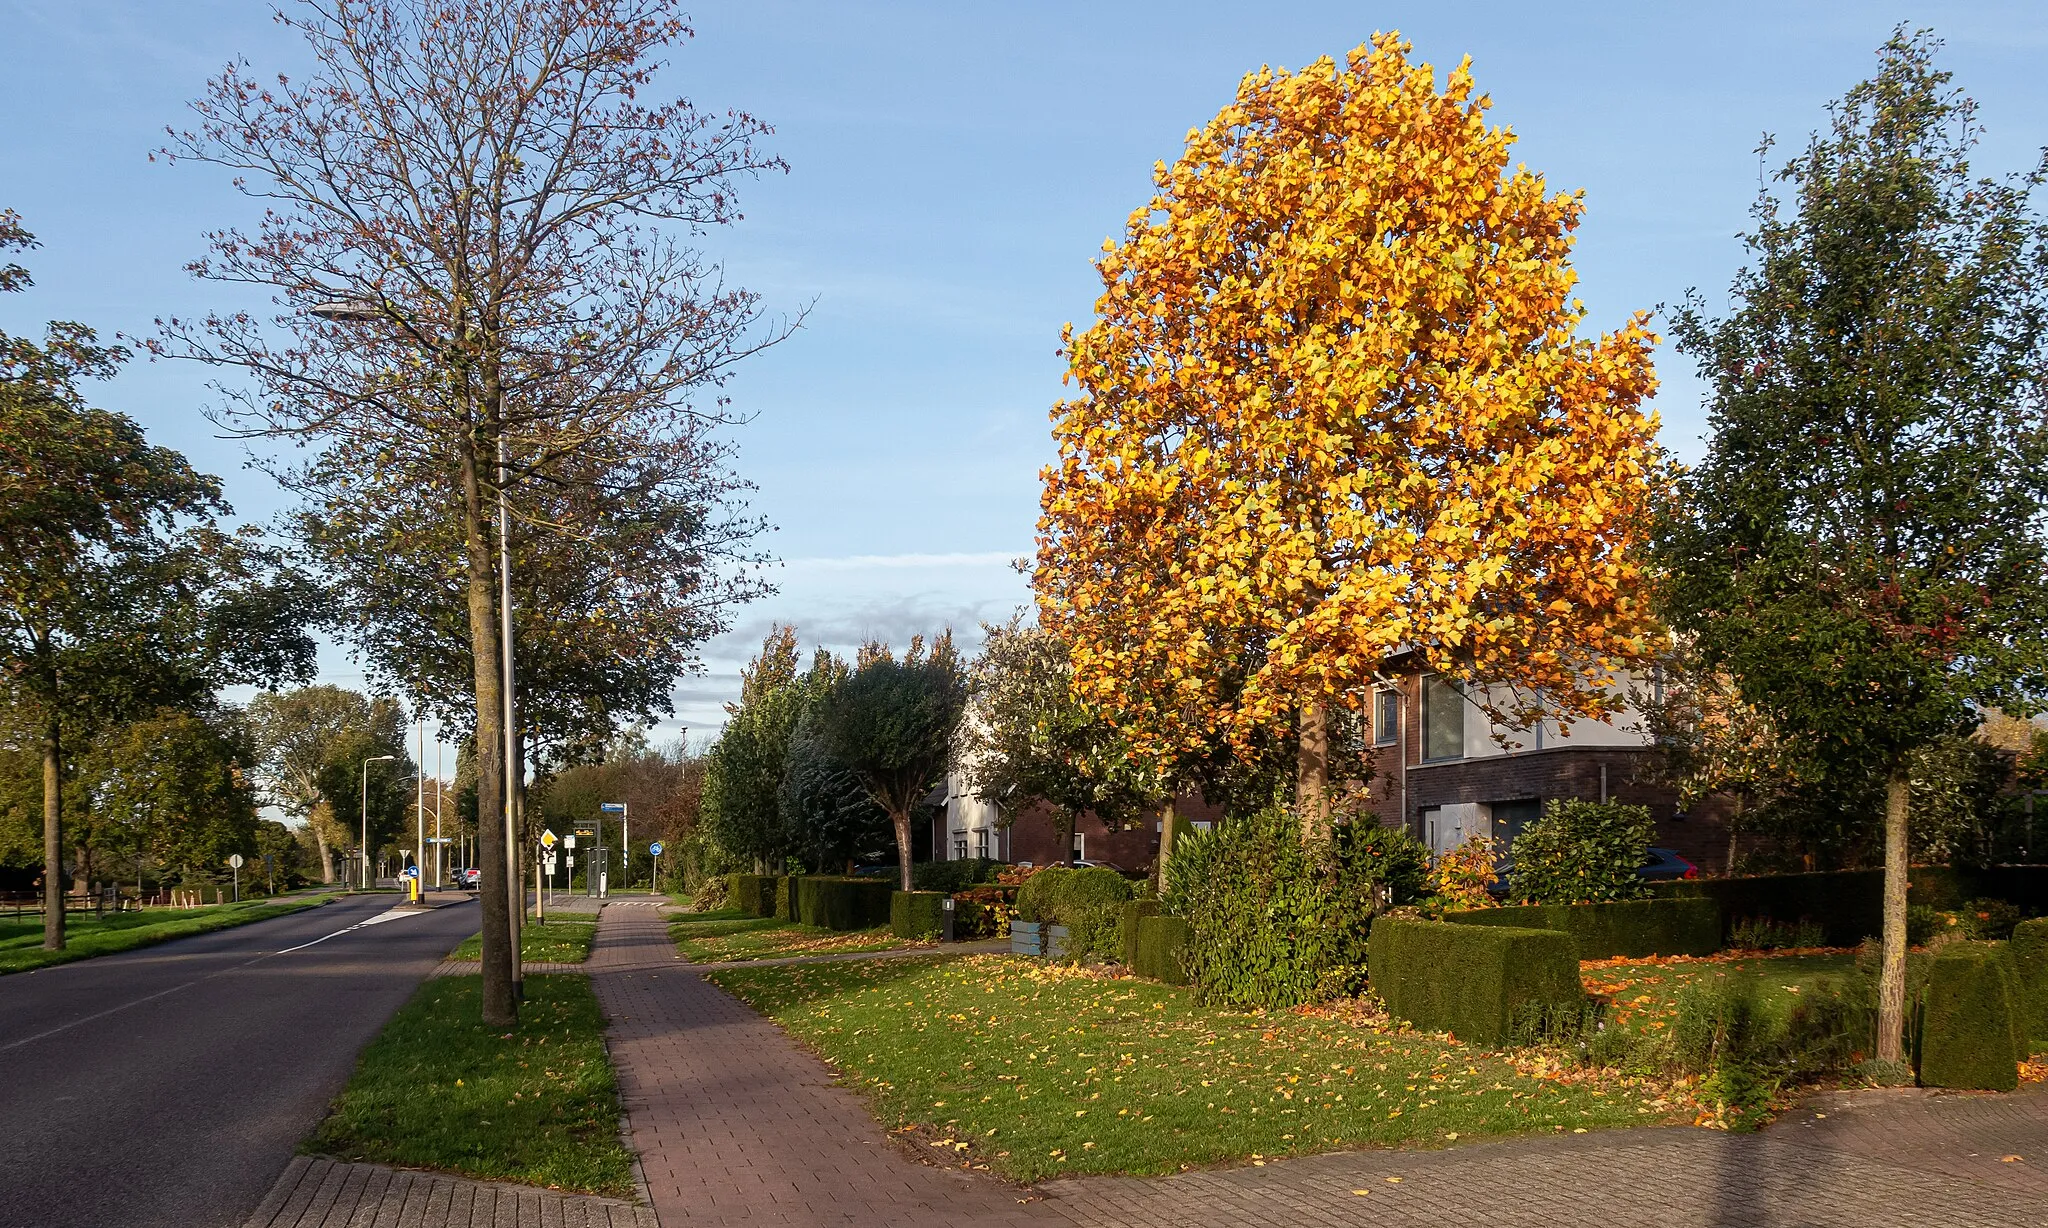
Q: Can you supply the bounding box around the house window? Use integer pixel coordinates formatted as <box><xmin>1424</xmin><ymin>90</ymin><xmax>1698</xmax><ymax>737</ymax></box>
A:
<box><xmin>953</xmin><ymin>837</ymin><xmax>968</xmax><ymax>861</ymax></box>
<box><xmin>1373</xmin><ymin>687</ymin><xmax>1399</xmax><ymax>746</ymax></box>
<box><xmin>975</xmin><ymin>828</ymin><xmax>989</xmax><ymax>859</ymax></box>
<box><xmin>1422</xmin><ymin>674</ymin><xmax>1465</xmax><ymax>760</ymax></box>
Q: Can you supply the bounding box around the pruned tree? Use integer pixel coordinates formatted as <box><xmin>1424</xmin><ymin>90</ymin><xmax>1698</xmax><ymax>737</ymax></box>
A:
<box><xmin>0</xmin><ymin>212</ymin><xmax>314</xmax><ymax>948</ymax></box>
<box><xmin>247</xmin><ymin>685</ymin><xmax>383</xmax><ymax>881</ymax></box>
<box><xmin>1656</xmin><ymin>29</ymin><xmax>2048</xmax><ymax>1065</ymax></box>
<box><xmin>155</xmin><ymin>0</ymin><xmax>787</xmax><ymax>1024</ymax></box>
<box><xmin>1035</xmin><ymin>35</ymin><xmax>1664</xmax><ymax>840</ymax></box>
<box><xmin>955</xmin><ymin>614</ymin><xmax>1156</xmax><ymax>865</ymax></box>
<box><xmin>779</xmin><ymin>717</ymin><xmax>887</xmax><ymax>873</ymax></box>
<box><xmin>813</xmin><ymin>635</ymin><xmax>966</xmax><ymax>890</ymax></box>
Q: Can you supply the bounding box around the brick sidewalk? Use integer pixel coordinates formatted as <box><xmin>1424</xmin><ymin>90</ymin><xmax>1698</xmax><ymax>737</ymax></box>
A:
<box><xmin>588</xmin><ymin>905</ymin><xmax>1045</xmax><ymax>1227</ymax></box>
<box><xmin>244</xmin><ymin>1156</ymin><xmax>656</xmax><ymax>1227</ymax></box>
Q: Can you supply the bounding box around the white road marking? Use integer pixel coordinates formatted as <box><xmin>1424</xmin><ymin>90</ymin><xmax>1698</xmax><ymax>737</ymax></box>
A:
<box><xmin>275</xmin><ymin>907</ymin><xmax>427</xmax><ymax>954</ymax></box>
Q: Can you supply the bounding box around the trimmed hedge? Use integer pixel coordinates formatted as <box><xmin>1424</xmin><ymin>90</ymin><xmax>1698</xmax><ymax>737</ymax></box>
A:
<box><xmin>1133</xmin><ymin>914</ymin><xmax>1190</xmax><ymax>985</ymax></box>
<box><xmin>1918</xmin><ymin>943</ymin><xmax>2023</xmax><ymax>1091</ymax></box>
<box><xmin>775</xmin><ymin>875</ymin><xmax>800</xmax><ymax>921</ymax></box>
<box><xmin>891</xmin><ymin>891</ymin><xmax>947</xmax><ymax>940</ymax></box>
<box><xmin>796</xmin><ymin>876</ymin><xmax>894</xmax><ymax>931</ymax></box>
<box><xmin>1444</xmin><ymin>898</ymin><xmax>1720</xmax><ymax>959</ymax></box>
<box><xmin>726</xmin><ymin>873</ymin><xmax>778</xmax><ymax>918</ymax></box>
<box><xmin>1652</xmin><ymin>865</ymin><xmax>2048</xmax><ymax>947</ymax></box>
<box><xmin>1367</xmin><ymin>918</ymin><xmax>1583</xmax><ymax>1046</ymax></box>
<box><xmin>1016</xmin><ymin>866</ymin><xmax>1132</xmax><ymax>962</ymax></box>
<box><xmin>2011</xmin><ymin>918</ymin><xmax>2048</xmax><ymax>1054</ymax></box>
<box><xmin>1121</xmin><ymin>899</ymin><xmax>1161</xmax><ymax>967</ymax></box>
<box><xmin>911</xmin><ymin>858</ymin><xmax>1006</xmax><ymax>893</ymax></box>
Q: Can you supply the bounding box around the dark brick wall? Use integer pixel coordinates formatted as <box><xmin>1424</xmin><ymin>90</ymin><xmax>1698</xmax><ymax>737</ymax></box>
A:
<box><xmin>1000</xmin><ymin>793</ymin><xmax>1226</xmax><ymax>872</ymax></box>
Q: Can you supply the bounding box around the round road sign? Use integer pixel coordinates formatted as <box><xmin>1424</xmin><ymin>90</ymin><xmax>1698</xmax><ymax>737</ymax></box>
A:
<box><xmin>649</xmin><ymin>841</ymin><xmax>664</xmax><ymax>857</ymax></box>
<box><xmin>227</xmin><ymin>853</ymin><xmax>245</xmax><ymax>869</ymax></box>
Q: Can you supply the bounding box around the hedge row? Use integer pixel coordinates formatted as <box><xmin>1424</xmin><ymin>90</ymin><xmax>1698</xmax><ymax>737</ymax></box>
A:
<box><xmin>1367</xmin><ymin>918</ymin><xmax>1583</xmax><ymax>1046</ymax></box>
<box><xmin>1652</xmin><ymin>866</ymin><xmax>2048</xmax><ymax>947</ymax></box>
<box><xmin>891</xmin><ymin>891</ymin><xmax>947</xmax><ymax>940</ymax></box>
<box><xmin>2014</xmin><ymin>918</ymin><xmax>2048</xmax><ymax>1054</ymax></box>
<box><xmin>1132</xmin><ymin>914</ymin><xmax>1190</xmax><ymax>985</ymax></box>
<box><xmin>797</xmin><ymin>876</ymin><xmax>893</xmax><ymax>931</ymax></box>
<box><xmin>1121</xmin><ymin>899</ymin><xmax>1160</xmax><ymax>967</ymax></box>
<box><xmin>726</xmin><ymin>873</ymin><xmax>778</xmax><ymax>918</ymax></box>
<box><xmin>1445</xmin><ymin>898</ymin><xmax>1719</xmax><ymax>959</ymax></box>
<box><xmin>775</xmin><ymin>876</ymin><xmax>798</xmax><ymax>921</ymax></box>
<box><xmin>1919</xmin><ymin>943</ymin><xmax>2025</xmax><ymax>1091</ymax></box>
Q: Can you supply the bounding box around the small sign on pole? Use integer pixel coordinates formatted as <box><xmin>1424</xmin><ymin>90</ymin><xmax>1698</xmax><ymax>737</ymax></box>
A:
<box><xmin>227</xmin><ymin>853</ymin><xmax>244</xmax><ymax>903</ymax></box>
<box><xmin>540</xmin><ymin>828</ymin><xmax>558</xmax><ymax>849</ymax></box>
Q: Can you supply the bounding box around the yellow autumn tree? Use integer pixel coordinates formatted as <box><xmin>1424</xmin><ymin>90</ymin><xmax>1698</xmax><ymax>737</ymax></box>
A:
<box><xmin>1035</xmin><ymin>34</ymin><xmax>1665</xmax><ymax>837</ymax></box>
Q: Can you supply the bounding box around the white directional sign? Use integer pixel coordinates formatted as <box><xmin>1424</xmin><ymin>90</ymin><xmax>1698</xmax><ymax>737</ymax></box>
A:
<box><xmin>563</xmin><ymin>834</ymin><xmax>576</xmax><ymax>849</ymax></box>
<box><xmin>227</xmin><ymin>854</ymin><xmax>244</xmax><ymax>869</ymax></box>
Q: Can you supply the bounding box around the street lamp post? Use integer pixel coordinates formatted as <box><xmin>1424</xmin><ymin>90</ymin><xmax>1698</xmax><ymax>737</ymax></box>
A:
<box><xmin>360</xmin><ymin>754</ymin><xmax>398</xmax><ymax>889</ymax></box>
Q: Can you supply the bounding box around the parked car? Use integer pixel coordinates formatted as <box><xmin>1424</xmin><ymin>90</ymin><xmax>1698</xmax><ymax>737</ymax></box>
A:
<box><xmin>457</xmin><ymin>867</ymin><xmax>482</xmax><ymax>889</ymax></box>
<box><xmin>1637</xmin><ymin>847</ymin><xmax>1698</xmax><ymax>881</ymax></box>
<box><xmin>1069</xmin><ymin>859</ymin><xmax>1124</xmax><ymax>871</ymax></box>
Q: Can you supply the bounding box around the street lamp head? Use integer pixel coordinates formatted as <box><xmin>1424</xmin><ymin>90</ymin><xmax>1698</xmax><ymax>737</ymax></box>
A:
<box><xmin>307</xmin><ymin>297</ymin><xmax>383</xmax><ymax>323</ymax></box>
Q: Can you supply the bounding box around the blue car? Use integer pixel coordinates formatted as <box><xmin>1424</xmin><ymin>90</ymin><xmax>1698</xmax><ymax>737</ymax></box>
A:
<box><xmin>1637</xmin><ymin>847</ymin><xmax>1699</xmax><ymax>881</ymax></box>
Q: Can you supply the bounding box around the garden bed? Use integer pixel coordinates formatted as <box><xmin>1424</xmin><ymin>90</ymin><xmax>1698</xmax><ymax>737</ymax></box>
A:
<box><xmin>670</xmin><ymin>915</ymin><xmax>922</xmax><ymax>963</ymax></box>
<box><xmin>707</xmin><ymin>952</ymin><xmax>1689</xmax><ymax>1181</ymax></box>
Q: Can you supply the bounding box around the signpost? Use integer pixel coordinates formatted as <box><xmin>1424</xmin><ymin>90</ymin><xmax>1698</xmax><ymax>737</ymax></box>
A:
<box><xmin>649</xmin><ymin>841</ymin><xmax>664</xmax><ymax>894</ymax></box>
<box><xmin>601</xmin><ymin>802</ymin><xmax>627</xmax><ymax>892</ymax></box>
<box><xmin>227</xmin><ymin>853</ymin><xmax>244</xmax><ymax>903</ymax></box>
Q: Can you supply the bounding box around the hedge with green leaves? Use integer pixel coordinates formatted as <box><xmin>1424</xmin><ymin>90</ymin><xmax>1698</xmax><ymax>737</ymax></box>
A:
<box><xmin>911</xmin><ymin>858</ymin><xmax>1007</xmax><ymax>893</ymax></box>
<box><xmin>1445</xmin><ymin>898</ymin><xmax>1720</xmax><ymax>959</ymax></box>
<box><xmin>1015</xmin><ymin>866</ymin><xmax>1132</xmax><ymax>962</ymax></box>
<box><xmin>1164</xmin><ymin>804</ymin><xmax>1428</xmax><ymax>1008</ymax></box>
<box><xmin>775</xmin><ymin>875</ymin><xmax>800</xmax><ymax>921</ymax></box>
<box><xmin>726</xmin><ymin>873</ymin><xmax>778</xmax><ymax>918</ymax></box>
<box><xmin>1918</xmin><ymin>942</ymin><xmax>2023</xmax><ymax>1091</ymax></box>
<box><xmin>890</xmin><ymin>891</ymin><xmax>947</xmax><ymax>940</ymax></box>
<box><xmin>1367</xmin><ymin>918</ymin><xmax>1583</xmax><ymax>1046</ymax></box>
<box><xmin>1121</xmin><ymin>899</ymin><xmax>1160</xmax><ymax>967</ymax></box>
<box><xmin>1507</xmin><ymin>798</ymin><xmax>1654</xmax><ymax>904</ymax></box>
<box><xmin>1133</xmin><ymin>914</ymin><xmax>1191</xmax><ymax>985</ymax></box>
<box><xmin>796</xmin><ymin>876</ymin><xmax>894</xmax><ymax>930</ymax></box>
<box><xmin>2009</xmin><ymin>918</ymin><xmax>2048</xmax><ymax>1055</ymax></box>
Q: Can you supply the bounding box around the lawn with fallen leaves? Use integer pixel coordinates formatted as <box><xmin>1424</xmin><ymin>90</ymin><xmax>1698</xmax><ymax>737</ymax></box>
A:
<box><xmin>1581</xmin><ymin>950</ymin><xmax>1879</xmax><ymax>1037</ymax></box>
<box><xmin>708</xmin><ymin>953</ymin><xmax>1690</xmax><ymax>1181</ymax></box>
<box><xmin>670</xmin><ymin>915</ymin><xmax>921</xmax><ymax>963</ymax></box>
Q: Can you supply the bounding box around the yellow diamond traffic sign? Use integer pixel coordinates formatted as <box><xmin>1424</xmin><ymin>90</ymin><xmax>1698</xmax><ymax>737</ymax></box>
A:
<box><xmin>540</xmin><ymin>829</ymin><xmax>558</xmax><ymax>849</ymax></box>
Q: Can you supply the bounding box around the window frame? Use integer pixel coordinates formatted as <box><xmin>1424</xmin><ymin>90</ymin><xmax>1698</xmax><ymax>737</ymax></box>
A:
<box><xmin>1421</xmin><ymin>673</ymin><xmax>1466</xmax><ymax>762</ymax></box>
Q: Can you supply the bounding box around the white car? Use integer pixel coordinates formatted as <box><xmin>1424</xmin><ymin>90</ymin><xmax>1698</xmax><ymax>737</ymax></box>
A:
<box><xmin>458</xmin><ymin>868</ymin><xmax>482</xmax><ymax>889</ymax></box>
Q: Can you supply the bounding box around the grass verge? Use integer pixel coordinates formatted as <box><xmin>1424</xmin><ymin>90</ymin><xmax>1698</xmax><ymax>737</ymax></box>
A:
<box><xmin>0</xmin><ymin>894</ymin><xmax>335</xmax><ymax>976</ymax></box>
<box><xmin>708</xmin><ymin>953</ymin><xmax>1684</xmax><ymax>1181</ymax></box>
<box><xmin>305</xmin><ymin>973</ymin><xmax>634</xmax><ymax>1195</ymax></box>
<box><xmin>672</xmin><ymin>916</ymin><xmax>916</xmax><ymax>964</ymax></box>
<box><xmin>1582</xmin><ymin>950</ymin><xmax>1895</xmax><ymax>1036</ymax></box>
<box><xmin>449</xmin><ymin>917</ymin><xmax>598</xmax><ymax>964</ymax></box>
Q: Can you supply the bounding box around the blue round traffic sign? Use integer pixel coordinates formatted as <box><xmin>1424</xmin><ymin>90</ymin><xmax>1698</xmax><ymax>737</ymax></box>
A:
<box><xmin>648</xmin><ymin>841</ymin><xmax>664</xmax><ymax>856</ymax></box>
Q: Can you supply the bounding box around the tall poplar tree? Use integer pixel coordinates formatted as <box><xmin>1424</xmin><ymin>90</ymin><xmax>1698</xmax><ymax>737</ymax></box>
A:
<box><xmin>1657</xmin><ymin>30</ymin><xmax>2048</xmax><ymax>1065</ymax></box>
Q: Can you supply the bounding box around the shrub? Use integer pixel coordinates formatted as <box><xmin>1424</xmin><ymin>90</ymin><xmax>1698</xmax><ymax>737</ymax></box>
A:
<box><xmin>911</xmin><ymin>857</ymin><xmax>1007</xmax><ymax>893</ymax></box>
<box><xmin>951</xmin><ymin>884</ymin><xmax>1016</xmax><ymax>939</ymax></box>
<box><xmin>1427</xmin><ymin>834</ymin><xmax>1500</xmax><ymax>913</ymax></box>
<box><xmin>1015</xmin><ymin>866</ymin><xmax>1132</xmax><ymax>961</ymax></box>
<box><xmin>1508</xmin><ymin>799</ymin><xmax>1653</xmax><ymax>904</ymax></box>
<box><xmin>1918</xmin><ymin>943</ymin><xmax>2022</xmax><ymax>1091</ymax></box>
<box><xmin>2013</xmin><ymin>918</ymin><xmax>2048</xmax><ymax>1054</ymax></box>
<box><xmin>1727</xmin><ymin>916</ymin><xmax>1826</xmax><ymax>951</ymax></box>
<box><xmin>1366</xmin><ymin>918</ymin><xmax>1582</xmax><ymax>1046</ymax></box>
<box><xmin>1957</xmin><ymin>897</ymin><xmax>2027</xmax><ymax>942</ymax></box>
<box><xmin>1652</xmin><ymin>871</ymin><xmax>1880</xmax><ymax>947</ymax></box>
<box><xmin>726</xmin><ymin>873</ymin><xmax>778</xmax><ymax>918</ymax></box>
<box><xmin>890</xmin><ymin>891</ymin><xmax>947</xmax><ymax>940</ymax></box>
<box><xmin>1166</xmin><ymin>804</ymin><xmax>1427</xmax><ymax>1009</ymax></box>
<box><xmin>1133</xmin><ymin>914</ymin><xmax>1191</xmax><ymax>985</ymax></box>
<box><xmin>688</xmin><ymin>875</ymin><xmax>729</xmax><ymax>912</ymax></box>
<box><xmin>1121</xmin><ymin>898</ymin><xmax>1160</xmax><ymax>966</ymax></box>
<box><xmin>775</xmin><ymin>875</ymin><xmax>799</xmax><ymax>921</ymax></box>
<box><xmin>1671</xmin><ymin>974</ymin><xmax>1872</xmax><ymax>1080</ymax></box>
<box><xmin>796</xmin><ymin>876</ymin><xmax>893</xmax><ymax>930</ymax></box>
<box><xmin>1446</xmin><ymin>898</ymin><xmax>1720</xmax><ymax>959</ymax></box>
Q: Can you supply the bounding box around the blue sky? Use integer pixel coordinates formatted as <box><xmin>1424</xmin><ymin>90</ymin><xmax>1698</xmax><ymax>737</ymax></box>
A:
<box><xmin>5</xmin><ymin>0</ymin><xmax>2048</xmax><ymax>752</ymax></box>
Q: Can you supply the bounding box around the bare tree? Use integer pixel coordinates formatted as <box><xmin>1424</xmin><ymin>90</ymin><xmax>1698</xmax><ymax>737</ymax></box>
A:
<box><xmin>155</xmin><ymin>0</ymin><xmax>789</xmax><ymax>1024</ymax></box>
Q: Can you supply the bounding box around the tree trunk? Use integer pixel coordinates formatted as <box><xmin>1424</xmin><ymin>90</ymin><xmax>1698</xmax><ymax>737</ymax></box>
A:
<box><xmin>313</xmin><ymin>826</ymin><xmax>334</xmax><ymax>884</ymax></box>
<box><xmin>1155</xmin><ymin>799</ymin><xmax>1177</xmax><ymax>893</ymax></box>
<box><xmin>461</xmin><ymin>438</ymin><xmax>516</xmax><ymax>1027</ymax></box>
<box><xmin>1296</xmin><ymin>702</ymin><xmax>1330</xmax><ymax>842</ymax></box>
<box><xmin>1725</xmin><ymin>794</ymin><xmax>1745</xmax><ymax>876</ymax></box>
<box><xmin>892</xmin><ymin>807</ymin><xmax>912</xmax><ymax>891</ymax></box>
<box><xmin>43</xmin><ymin>722</ymin><xmax>63</xmax><ymax>950</ymax></box>
<box><xmin>1876</xmin><ymin>766</ymin><xmax>1911</xmax><ymax>1065</ymax></box>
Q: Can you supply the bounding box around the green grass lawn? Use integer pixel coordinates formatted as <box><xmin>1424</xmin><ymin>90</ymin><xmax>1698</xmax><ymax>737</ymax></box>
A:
<box><xmin>671</xmin><ymin>916</ymin><xmax>917</xmax><ymax>963</ymax></box>
<box><xmin>305</xmin><ymin>973</ymin><xmax>634</xmax><ymax>1195</ymax></box>
<box><xmin>708</xmin><ymin>953</ymin><xmax>1686</xmax><ymax>1181</ymax></box>
<box><xmin>449</xmin><ymin>918</ymin><xmax>598</xmax><ymax>964</ymax></box>
<box><xmin>0</xmin><ymin>894</ymin><xmax>335</xmax><ymax>975</ymax></box>
<box><xmin>1581</xmin><ymin>950</ymin><xmax>1888</xmax><ymax>1036</ymax></box>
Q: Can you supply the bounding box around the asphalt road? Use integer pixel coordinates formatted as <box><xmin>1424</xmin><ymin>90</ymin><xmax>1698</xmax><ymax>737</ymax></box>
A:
<box><xmin>0</xmin><ymin>893</ymin><xmax>483</xmax><ymax>1228</ymax></box>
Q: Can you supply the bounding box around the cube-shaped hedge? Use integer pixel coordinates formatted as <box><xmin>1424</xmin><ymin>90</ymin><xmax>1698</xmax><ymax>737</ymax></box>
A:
<box><xmin>1919</xmin><ymin>942</ymin><xmax>2023</xmax><ymax>1091</ymax></box>
<box><xmin>1121</xmin><ymin>899</ymin><xmax>1161</xmax><ymax>966</ymax></box>
<box><xmin>725</xmin><ymin>873</ymin><xmax>778</xmax><ymax>918</ymax></box>
<box><xmin>1133</xmin><ymin>914</ymin><xmax>1191</xmax><ymax>985</ymax></box>
<box><xmin>775</xmin><ymin>875</ymin><xmax>799</xmax><ymax>921</ymax></box>
<box><xmin>1368</xmin><ymin>918</ymin><xmax>1582</xmax><ymax>1046</ymax></box>
<box><xmin>1445</xmin><ymin>898</ymin><xmax>1720</xmax><ymax>959</ymax></box>
<box><xmin>891</xmin><ymin>891</ymin><xmax>947</xmax><ymax>940</ymax></box>
<box><xmin>2013</xmin><ymin>918</ymin><xmax>2048</xmax><ymax>1054</ymax></box>
<box><xmin>797</xmin><ymin>876</ymin><xmax>894</xmax><ymax>931</ymax></box>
